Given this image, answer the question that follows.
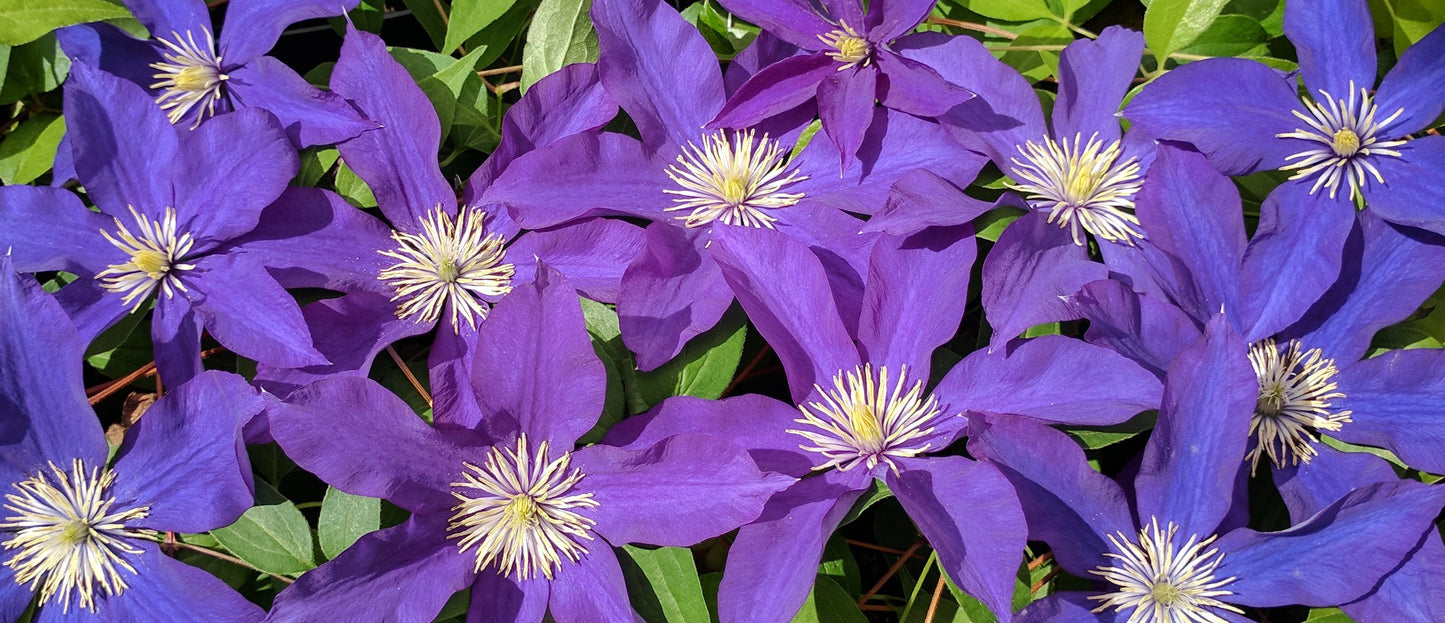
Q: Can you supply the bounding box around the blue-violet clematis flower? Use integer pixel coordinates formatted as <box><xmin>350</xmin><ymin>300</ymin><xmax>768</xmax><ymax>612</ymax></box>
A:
<box><xmin>484</xmin><ymin>0</ymin><xmax>986</xmax><ymax>370</ymax></box>
<box><xmin>1126</xmin><ymin>0</ymin><xmax>1445</xmax><ymax>241</ymax></box>
<box><xmin>0</xmin><ymin>63</ymin><xmax>328</xmax><ymax>387</ymax></box>
<box><xmin>0</xmin><ymin>256</ymin><xmax>266</xmax><ymax>621</ymax></box>
<box><xmin>969</xmin><ymin>316</ymin><xmax>1445</xmax><ymax>622</ymax></box>
<box><xmin>58</xmin><ymin>0</ymin><xmax>373</xmax><ymax>147</ymax></box>
<box><xmin>264</xmin><ymin>264</ymin><xmax>790</xmax><ymax>623</ymax></box>
<box><xmin>603</xmin><ymin>225</ymin><xmax>1163</xmax><ymax>623</ymax></box>
<box><xmin>706</xmin><ymin>0</ymin><xmax>974</xmax><ymax>168</ymax></box>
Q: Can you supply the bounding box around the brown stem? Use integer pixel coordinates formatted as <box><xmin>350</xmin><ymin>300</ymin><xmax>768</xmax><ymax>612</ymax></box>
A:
<box><xmin>477</xmin><ymin>65</ymin><xmax>524</xmax><ymax>77</ymax></box>
<box><xmin>1027</xmin><ymin>551</ymin><xmax>1054</xmax><ymax>571</ymax></box>
<box><xmin>86</xmin><ymin>346</ymin><xmax>227</xmax><ymax>404</ymax></box>
<box><xmin>858</xmin><ymin>539</ymin><xmax>925</xmax><ymax>607</ymax></box>
<box><xmin>167</xmin><ymin>541</ymin><xmax>294</xmax><ymax>585</ymax></box>
<box><xmin>925</xmin><ymin>572</ymin><xmax>948</xmax><ymax>622</ymax></box>
<box><xmin>387</xmin><ymin>345</ymin><xmax>432</xmax><ymax>407</ymax></box>
<box><xmin>844</xmin><ymin>538</ymin><xmax>930</xmax><ymax>562</ymax></box>
<box><xmin>923</xmin><ymin>16</ymin><xmax>1019</xmax><ymax>40</ymax></box>
<box><xmin>1031</xmin><ymin>566</ymin><xmax>1062</xmax><ymax>593</ymax></box>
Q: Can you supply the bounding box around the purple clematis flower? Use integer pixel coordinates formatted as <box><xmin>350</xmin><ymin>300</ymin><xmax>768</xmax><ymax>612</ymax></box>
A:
<box><xmin>0</xmin><ymin>63</ymin><xmax>328</xmax><ymax>387</ymax></box>
<box><xmin>264</xmin><ymin>264</ymin><xmax>789</xmax><ymax>623</ymax></box>
<box><xmin>1126</xmin><ymin>0</ymin><xmax>1445</xmax><ymax>249</ymax></box>
<box><xmin>246</xmin><ymin>27</ymin><xmax>644</xmax><ymax>433</ymax></box>
<box><xmin>603</xmin><ymin>225</ymin><xmax>1163</xmax><ymax>623</ymax></box>
<box><xmin>484</xmin><ymin>0</ymin><xmax>986</xmax><ymax>370</ymax></box>
<box><xmin>58</xmin><ymin>0</ymin><xmax>372</xmax><ymax>147</ymax></box>
<box><xmin>706</xmin><ymin>0</ymin><xmax>974</xmax><ymax>167</ymax></box>
<box><xmin>969</xmin><ymin>316</ymin><xmax>1445</xmax><ymax>622</ymax></box>
<box><xmin>0</xmin><ymin>256</ymin><xmax>265</xmax><ymax>621</ymax></box>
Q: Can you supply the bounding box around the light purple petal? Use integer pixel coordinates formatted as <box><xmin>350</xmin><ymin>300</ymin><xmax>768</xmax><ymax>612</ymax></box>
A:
<box><xmin>709</xmin><ymin>53</ymin><xmax>832</xmax><ymax>130</ymax></box>
<box><xmin>225</xmin><ymin>56</ymin><xmax>377</xmax><ymax>148</ymax></box>
<box><xmin>858</xmin><ymin>225</ymin><xmax>975</xmax><ymax>374</ymax></box>
<box><xmin>485</xmin><ymin>132</ymin><xmax>671</xmax><ymax>230</ymax></box>
<box><xmin>617</xmin><ymin>223</ymin><xmax>735</xmax><ymax>371</ymax></box>
<box><xmin>863</xmin><ymin>169</ymin><xmax>1008</xmax><ymax>236</ymax></box>
<box><xmin>981</xmin><ymin>211</ymin><xmax>1108</xmax><ymax>352</ymax></box>
<box><xmin>1366</xmin><ymin>135</ymin><xmax>1445</xmax><ymax>238</ymax></box>
<box><xmin>228</xmin><ymin>186</ymin><xmax>393</xmax><ymax>293</ymax></box>
<box><xmin>1017</xmin><ymin>592</ymin><xmax>1124</xmax><ymax>623</ymax></box>
<box><xmin>150</xmin><ymin>294</ymin><xmax>203</xmax><ymax>387</ymax></box>
<box><xmin>817</xmin><ymin>66</ymin><xmax>878</xmax><ymax>170</ymax></box>
<box><xmin>218</xmin><ymin>0</ymin><xmax>360</xmax><ymax>63</ymax></box>
<box><xmin>1282</xmin><ymin>0</ymin><xmax>1376</xmax><ymax>99</ymax></box>
<box><xmin>120</xmin><ymin>0</ymin><xmax>209</xmax><ymax>47</ymax></box>
<box><xmin>429</xmin><ymin>327</ymin><xmax>486</xmax><ymax>432</ymax></box>
<box><xmin>0</xmin><ymin>185</ymin><xmax>117</xmax><ymax>276</ymax></box>
<box><xmin>100</xmin><ymin>543</ymin><xmax>263</xmax><ymax>623</ymax></box>
<box><xmin>1238</xmin><ymin>182</ymin><xmax>1355</xmax><ymax>341</ymax></box>
<box><xmin>174</xmin><ymin>107</ymin><xmax>297</xmax><ymax>242</ymax></box>
<box><xmin>507</xmin><ymin>219</ymin><xmax>646</xmax><ymax>303</ymax></box>
<box><xmin>468</xmin><ymin>572</ymin><xmax>549</xmax><ymax>623</ymax></box>
<box><xmin>548</xmin><ymin>545</ymin><xmax>640</xmax><ymax>623</ymax></box>
<box><xmin>1052</xmin><ymin>27</ymin><xmax>1143</xmax><ymax>143</ymax></box>
<box><xmin>574</xmin><ymin>434</ymin><xmax>792</xmax><ymax>546</ymax></box>
<box><xmin>873</xmin><ymin>51</ymin><xmax>973</xmax><ymax>118</ymax></box>
<box><xmin>1070</xmin><ymin>279</ymin><xmax>1201</xmax><ymax>378</ymax></box>
<box><xmin>866</xmin><ymin>0</ymin><xmax>936</xmax><ymax>42</ymax></box>
<box><xmin>183</xmin><ymin>253</ymin><xmax>327</xmax><ymax>369</ymax></box>
<box><xmin>472</xmin><ymin>262</ymin><xmax>605</xmax><ymax>449</ymax></box>
<box><xmin>888</xmin><ymin>456</ymin><xmax>1026</xmax><ymax>621</ymax></box>
<box><xmin>1134</xmin><ymin>315</ymin><xmax>1254</xmax><ymax>537</ymax></box>
<box><xmin>714</xmin><ymin>0</ymin><xmax>832</xmax><ymax>49</ymax></box>
<box><xmin>602</xmin><ymin>394</ymin><xmax>820</xmax><ymax>476</ymax></box>
<box><xmin>252</xmin><ymin>291</ymin><xmax>430</xmax><ymax>398</ymax></box>
<box><xmin>1344</xmin><ymin>532</ymin><xmax>1445</xmax><ymax>623</ymax></box>
<box><xmin>1333</xmin><ymin>348</ymin><xmax>1445</xmax><ymax>474</ymax></box>
<box><xmin>56</xmin><ymin>23</ymin><xmax>161</xmax><ymax>88</ymax></box>
<box><xmin>65</xmin><ymin>62</ymin><xmax>178</xmax><ymax>216</ymax></box>
<box><xmin>1375</xmin><ymin>24</ymin><xmax>1445</xmax><ymax>135</ymax></box>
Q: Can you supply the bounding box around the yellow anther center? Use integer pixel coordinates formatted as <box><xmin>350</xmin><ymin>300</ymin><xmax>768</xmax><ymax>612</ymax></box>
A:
<box><xmin>172</xmin><ymin>65</ymin><xmax>221</xmax><ymax>92</ymax></box>
<box><xmin>150</xmin><ymin>30</ymin><xmax>228</xmax><ymax>127</ymax></box>
<box><xmin>504</xmin><ymin>495</ymin><xmax>539</xmax><ymax>525</ymax></box>
<box><xmin>847</xmin><ymin>403</ymin><xmax>885</xmax><ymax>449</ymax></box>
<box><xmin>664</xmin><ymin>129</ymin><xmax>808</xmax><ymax>230</ymax></box>
<box><xmin>1277</xmin><ymin>80</ymin><xmax>1408</xmax><ymax>200</ymax></box>
<box><xmin>1009</xmin><ymin>133</ymin><xmax>1145</xmax><ymax>246</ymax></box>
<box><xmin>96</xmin><ymin>206</ymin><xmax>197</xmax><ymax>312</ymax></box>
<box><xmin>59</xmin><ymin>522</ymin><xmax>90</xmax><ymax>546</ymax></box>
<box><xmin>790</xmin><ymin>364</ymin><xmax>943</xmax><ymax>473</ymax></box>
<box><xmin>130</xmin><ymin>250</ymin><xmax>171</xmax><ymax>278</ymax></box>
<box><xmin>819</xmin><ymin>23</ymin><xmax>871</xmax><ymax>69</ymax></box>
<box><xmin>1090</xmin><ymin>518</ymin><xmax>1242</xmax><ymax>623</ymax></box>
<box><xmin>1246</xmin><ymin>339</ymin><xmax>1352</xmax><ymax>473</ymax></box>
<box><xmin>719</xmin><ymin>177</ymin><xmax>750</xmax><ymax>206</ymax></box>
<box><xmin>378</xmin><ymin>206</ymin><xmax>514</xmax><ymax>330</ymax></box>
<box><xmin>1331</xmin><ymin>128</ymin><xmax>1361</xmax><ymax>157</ymax></box>
<box><xmin>1151</xmin><ymin>582</ymin><xmax>1182</xmax><ymax>606</ymax></box>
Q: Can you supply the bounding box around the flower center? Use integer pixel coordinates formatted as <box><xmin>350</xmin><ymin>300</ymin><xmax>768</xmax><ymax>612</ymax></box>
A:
<box><xmin>378</xmin><ymin>206</ymin><xmax>515</xmax><ymax>331</ymax></box>
<box><xmin>1276</xmin><ymin>81</ymin><xmax>1406</xmax><ymax>200</ymax></box>
<box><xmin>1008</xmin><ymin>133</ymin><xmax>1145</xmax><ymax>247</ymax></box>
<box><xmin>790</xmin><ymin>364</ymin><xmax>943</xmax><ymax>473</ymax></box>
<box><xmin>663</xmin><ymin>129</ymin><xmax>808</xmax><ymax>230</ymax></box>
<box><xmin>1089</xmin><ymin>518</ymin><xmax>1242</xmax><ymax>623</ymax></box>
<box><xmin>1246</xmin><ymin>339</ymin><xmax>1352</xmax><ymax>472</ymax></box>
<box><xmin>95</xmin><ymin>206</ymin><xmax>197</xmax><ymax>312</ymax></box>
<box><xmin>448</xmin><ymin>435</ymin><xmax>599</xmax><ymax>581</ymax></box>
<box><xmin>1</xmin><ymin>459</ymin><xmax>152</xmax><ymax>613</ymax></box>
<box><xmin>818</xmin><ymin>23</ymin><xmax>871</xmax><ymax>69</ymax></box>
<box><xmin>149</xmin><ymin>30</ymin><xmax>228</xmax><ymax>128</ymax></box>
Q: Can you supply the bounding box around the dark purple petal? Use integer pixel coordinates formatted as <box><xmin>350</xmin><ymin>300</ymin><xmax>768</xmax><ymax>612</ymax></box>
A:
<box><xmin>708</xmin><ymin>54</ymin><xmax>832</xmax><ymax>130</ymax></box>
<box><xmin>507</xmin><ymin>219</ymin><xmax>646</xmax><ymax>303</ymax></box>
<box><xmin>1070</xmin><ymin>279</ymin><xmax>1201</xmax><ymax>378</ymax></box>
<box><xmin>331</xmin><ymin>27</ymin><xmax>453</xmax><ymax>228</ymax></box>
<box><xmin>866</xmin><ymin>0</ymin><xmax>936</xmax><ymax>42</ymax></box>
<box><xmin>269</xmin><ymin>376</ymin><xmax>475</xmax><ymax>514</ymax></box>
<box><xmin>718</xmin><ymin>469</ymin><xmax>871</xmax><ymax>623</ymax></box>
<box><xmin>1238</xmin><ymin>183</ymin><xmax>1356</xmax><ymax>341</ymax></box>
<box><xmin>592</xmin><ymin>0</ymin><xmax>724</xmax><ymax>150</ymax></box>
<box><xmin>714</xmin><ymin>0</ymin><xmax>832</xmax><ymax>49</ymax></box>
<box><xmin>1134</xmin><ymin>315</ymin><xmax>1254</xmax><ymax>537</ymax></box>
<box><xmin>183</xmin><ymin>253</ymin><xmax>327</xmax><ymax>369</ymax></box>
<box><xmin>1215</xmin><ymin>480</ymin><xmax>1445</xmax><ymax>607</ymax></box>
<box><xmin>1333</xmin><ymin>348</ymin><xmax>1445</xmax><ymax>474</ymax></box>
<box><xmin>472</xmin><ymin>263</ymin><xmax>605</xmax><ymax>449</ymax></box>
<box><xmin>1017</xmin><ymin>592</ymin><xmax>1123</xmax><ymax>623</ymax></box>
<box><xmin>771</xmin><ymin>203</ymin><xmax>875</xmax><ymax>332</ymax></box>
<box><xmin>574</xmin><ymin>435</ymin><xmax>792</xmax><ymax>546</ymax></box>
<box><xmin>1291</xmin><ymin>212</ymin><xmax>1445</xmax><ymax>363</ymax></box>
<box><xmin>888</xmin><ymin>457</ymin><xmax>1026</xmax><ymax>620</ymax></box>
<box><xmin>267</xmin><ymin>514</ymin><xmax>476</xmax><ymax>623</ymax></box>
<box><xmin>873</xmin><ymin>51</ymin><xmax>973</xmax><ymax>118</ymax></box>
<box><xmin>429</xmin><ymin>327</ymin><xmax>485</xmax><ymax>432</ymax></box>
<box><xmin>0</xmin><ymin>185</ymin><xmax>117</xmax><ymax>276</ymax></box>
<box><xmin>710</xmin><ymin>226</ymin><xmax>861</xmax><ymax>402</ymax></box>
<box><xmin>547</xmin><ymin>546</ymin><xmax>639</xmax><ymax>623</ymax></box>
<box><xmin>1366</xmin><ymin>135</ymin><xmax>1445</xmax><ymax>237</ymax></box>
<box><xmin>218</xmin><ymin>0</ymin><xmax>360</xmax><ymax>63</ymax></box>
<box><xmin>0</xmin><ymin>568</ymin><xmax>27</xmax><ymax>623</ymax></box>
<box><xmin>1134</xmin><ymin>144</ymin><xmax>1246</xmax><ymax>320</ymax></box>
<box><xmin>863</xmin><ymin>169</ymin><xmax>1008</xmax><ymax>236</ymax></box>
<box><xmin>1283</xmin><ymin>0</ymin><xmax>1376</xmax><ymax>99</ymax></box>
<box><xmin>968</xmin><ymin>413</ymin><xmax>1134</xmax><ymax>577</ymax></box>
<box><xmin>100</xmin><ymin>543</ymin><xmax>263</xmax><ymax>622</ymax></box>
<box><xmin>111</xmin><ymin>371</ymin><xmax>260</xmax><ymax>533</ymax></box>
<box><xmin>981</xmin><ymin>211</ymin><xmax>1108</xmax><ymax>352</ymax></box>
<box><xmin>174</xmin><ymin>107</ymin><xmax>297</xmax><ymax>242</ymax></box>
<box><xmin>467</xmin><ymin>63</ymin><xmax>618</xmax><ymax>193</ymax></box>
<box><xmin>56</xmin><ymin>23</ymin><xmax>161</xmax><ymax>88</ymax></box>
<box><xmin>120</xmin><ymin>0</ymin><xmax>209</xmax><ymax>46</ymax></box>
<box><xmin>938</xmin><ymin>335</ymin><xmax>1162</xmax><ymax>426</ymax></box>
<box><xmin>1052</xmin><ymin>27</ymin><xmax>1143</xmax><ymax>143</ymax></box>
<box><xmin>65</xmin><ymin>62</ymin><xmax>178</xmax><ymax>216</ymax></box>
<box><xmin>150</xmin><ymin>294</ymin><xmax>203</xmax><ymax>387</ymax></box>
<box><xmin>252</xmin><ymin>291</ymin><xmax>430</xmax><ymax>398</ymax></box>
<box><xmin>485</xmin><ymin>132</ymin><xmax>671</xmax><ymax>230</ymax></box>
<box><xmin>1123</xmin><ymin>58</ymin><xmax>1300</xmax><ymax>175</ymax></box>
<box><xmin>229</xmin><ymin>186</ymin><xmax>393</xmax><ymax>293</ymax></box>
<box><xmin>617</xmin><ymin>224</ymin><xmax>735</xmax><ymax>371</ymax></box>
<box><xmin>468</xmin><ymin>572</ymin><xmax>549</xmax><ymax>623</ymax></box>
<box><xmin>724</xmin><ymin>31</ymin><xmax>807</xmax><ymax>94</ymax></box>
<box><xmin>0</xmin><ymin>258</ymin><xmax>106</xmax><ymax>471</ymax></box>
<box><xmin>1344</xmin><ymin>533</ymin><xmax>1445</xmax><ymax>623</ymax></box>
<box><xmin>817</xmin><ymin>66</ymin><xmax>878</xmax><ymax>170</ymax></box>
<box><xmin>1274</xmin><ymin>445</ymin><xmax>1399</xmax><ymax>518</ymax></box>
<box><xmin>602</xmin><ymin>394</ymin><xmax>820</xmax><ymax>477</ymax></box>
<box><xmin>858</xmin><ymin>225</ymin><xmax>975</xmax><ymax>374</ymax></box>
<box><xmin>225</xmin><ymin>56</ymin><xmax>377</xmax><ymax>148</ymax></box>
<box><xmin>1375</xmin><ymin>24</ymin><xmax>1445</xmax><ymax>135</ymax></box>
<box><xmin>819</xmin><ymin>0</ymin><xmax>864</xmax><ymax>31</ymax></box>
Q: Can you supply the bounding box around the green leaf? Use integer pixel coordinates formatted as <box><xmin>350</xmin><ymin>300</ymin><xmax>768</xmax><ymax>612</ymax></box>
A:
<box><xmin>211</xmin><ymin>481</ymin><xmax>317</xmax><ymax>576</ymax></box>
<box><xmin>975</xmin><ymin>206</ymin><xmax>1027</xmax><ymax>243</ymax></box>
<box><xmin>631</xmin><ymin>306</ymin><xmax>748</xmax><ymax>412</ymax></box>
<box><xmin>791</xmin><ymin>576</ymin><xmax>867</xmax><ymax>623</ymax></box>
<box><xmin>318</xmin><ymin>487</ymin><xmax>381</xmax><ymax>560</ymax></box>
<box><xmin>0</xmin><ymin>113</ymin><xmax>63</xmax><ymax>184</ymax></box>
<box><xmin>0</xmin><ymin>0</ymin><xmax>130</xmax><ymax>46</ymax></box>
<box><xmin>1303</xmin><ymin>608</ymin><xmax>1354</xmax><ymax>623</ymax></box>
<box><xmin>997</xmin><ymin>21</ymin><xmax>1072</xmax><ymax>82</ymax></box>
<box><xmin>391</xmin><ymin>46</ymin><xmax>502</xmax><ymax>152</ymax></box>
<box><xmin>294</xmin><ymin>147</ymin><xmax>340</xmax><ymax>187</ymax></box>
<box><xmin>618</xmin><ymin>545</ymin><xmax>711</xmax><ymax>623</ymax></box>
<box><xmin>819</xmin><ymin>536</ymin><xmax>861</xmax><ymax>597</ymax></box>
<box><xmin>1065</xmin><ymin>410</ymin><xmax>1157</xmax><ymax>450</ymax></box>
<box><xmin>839</xmin><ymin>479</ymin><xmax>892</xmax><ymax>526</ymax></box>
<box><xmin>519</xmin><ymin>0</ymin><xmax>598</xmax><ymax>93</ymax></box>
<box><xmin>334</xmin><ymin>158</ymin><xmax>378</xmax><ymax>208</ymax></box>
<box><xmin>962</xmin><ymin>0</ymin><xmax>1056</xmax><ymax>22</ymax></box>
<box><xmin>0</xmin><ymin>34</ymin><xmax>71</xmax><ymax>104</ymax></box>
<box><xmin>1377</xmin><ymin>0</ymin><xmax>1445</xmax><ymax>55</ymax></box>
<box><xmin>1174</xmin><ymin>14</ymin><xmax>1270</xmax><ymax>58</ymax></box>
<box><xmin>1143</xmin><ymin>0</ymin><xmax>1231</xmax><ymax>64</ymax></box>
<box><xmin>444</xmin><ymin>0</ymin><xmax>516</xmax><ymax>53</ymax></box>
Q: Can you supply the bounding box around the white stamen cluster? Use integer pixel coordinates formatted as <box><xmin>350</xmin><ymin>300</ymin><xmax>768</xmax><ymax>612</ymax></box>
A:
<box><xmin>150</xmin><ymin>30</ymin><xmax>229</xmax><ymax>127</ymax></box>
<box><xmin>1247</xmin><ymin>339</ymin><xmax>1352</xmax><ymax>472</ymax></box>
<box><xmin>378</xmin><ymin>206</ymin><xmax>515</xmax><ymax>331</ymax></box>
<box><xmin>1</xmin><ymin>460</ymin><xmax>152</xmax><ymax>613</ymax></box>
<box><xmin>818</xmin><ymin>23</ymin><xmax>872</xmax><ymax>70</ymax></box>
<box><xmin>448</xmin><ymin>436</ymin><xmax>599</xmax><ymax>581</ymax></box>
<box><xmin>1009</xmin><ymin>133</ymin><xmax>1146</xmax><ymax>246</ymax></box>
<box><xmin>1090</xmin><ymin>518</ymin><xmax>1242</xmax><ymax>623</ymax></box>
<box><xmin>664</xmin><ymin>130</ymin><xmax>807</xmax><ymax>230</ymax></box>
<box><xmin>790</xmin><ymin>364</ymin><xmax>943</xmax><ymax>474</ymax></box>
<box><xmin>1277</xmin><ymin>81</ymin><xmax>1406</xmax><ymax>201</ymax></box>
<box><xmin>96</xmin><ymin>206</ymin><xmax>197</xmax><ymax>312</ymax></box>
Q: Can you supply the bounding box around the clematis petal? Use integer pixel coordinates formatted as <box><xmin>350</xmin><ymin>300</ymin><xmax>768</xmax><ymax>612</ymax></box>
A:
<box><xmin>468</xmin><ymin>572</ymin><xmax>549</xmax><ymax>623</ymax></box>
<box><xmin>602</xmin><ymin>394</ymin><xmax>821</xmax><ymax>477</ymax></box>
<box><xmin>817</xmin><ymin>66</ymin><xmax>878</xmax><ymax>170</ymax></box>
<box><xmin>863</xmin><ymin>169</ymin><xmax>1008</xmax><ymax>236</ymax></box>
<box><xmin>617</xmin><ymin>224</ymin><xmax>735</xmax><ymax>371</ymax></box>
<box><xmin>225</xmin><ymin>57</ymin><xmax>376</xmax><ymax>148</ymax></box>
<box><xmin>486</xmin><ymin>132</ymin><xmax>672</xmax><ymax>230</ymax></box>
<box><xmin>547</xmin><ymin>546</ymin><xmax>639</xmax><ymax>623</ymax></box>
<box><xmin>713</xmin><ymin>0</ymin><xmax>832</xmax><ymax>49</ymax></box>
<box><xmin>55</xmin><ymin>22</ymin><xmax>160</xmax><ymax>88</ymax></box>
<box><xmin>120</xmin><ymin>0</ymin><xmax>209</xmax><ymax>48</ymax></box>
<box><xmin>173</xmin><ymin>107</ymin><xmax>297</xmax><ymax>242</ymax></box>
<box><xmin>873</xmin><ymin>51</ymin><xmax>973</xmax><ymax>118</ymax></box>
<box><xmin>1333</xmin><ymin>348</ymin><xmax>1445</xmax><ymax>474</ymax></box>
<box><xmin>1017</xmin><ymin>592</ymin><xmax>1127</xmax><ymax>623</ymax></box>
<box><xmin>99</xmin><ymin>542</ymin><xmax>263</xmax><ymax>622</ymax></box>
<box><xmin>252</xmin><ymin>291</ymin><xmax>431</xmax><ymax>398</ymax></box>
<box><xmin>573</xmin><ymin>435</ymin><xmax>792</xmax><ymax>547</ymax></box>
<box><xmin>218</xmin><ymin>0</ymin><xmax>360</xmax><ymax>64</ymax></box>
<box><xmin>150</xmin><ymin>294</ymin><xmax>203</xmax><ymax>387</ymax></box>
<box><xmin>708</xmin><ymin>54</ymin><xmax>834</xmax><ymax>130</ymax></box>
<box><xmin>867</xmin><ymin>0</ymin><xmax>937</xmax><ymax>42</ymax></box>
<box><xmin>183</xmin><ymin>253</ymin><xmax>327</xmax><ymax>369</ymax></box>
<box><xmin>506</xmin><ymin>219</ymin><xmax>647</xmax><ymax>304</ymax></box>
<box><xmin>858</xmin><ymin>225</ymin><xmax>975</xmax><ymax>374</ymax></box>
<box><xmin>1282</xmin><ymin>0</ymin><xmax>1376</xmax><ymax>99</ymax></box>
<box><xmin>64</xmin><ymin>62</ymin><xmax>177</xmax><ymax>216</ymax></box>
<box><xmin>1364</xmin><ymin>135</ymin><xmax>1445</xmax><ymax>238</ymax></box>
<box><xmin>1375</xmin><ymin>24</ymin><xmax>1445</xmax><ymax>135</ymax></box>
<box><xmin>0</xmin><ymin>185</ymin><xmax>118</xmax><ymax>276</ymax></box>
<box><xmin>227</xmin><ymin>186</ymin><xmax>393</xmax><ymax>293</ymax></box>
<box><xmin>1052</xmin><ymin>26</ymin><xmax>1144</xmax><ymax>144</ymax></box>
<box><xmin>981</xmin><ymin>212</ymin><xmax>1108</xmax><ymax>352</ymax></box>
<box><xmin>429</xmin><ymin>327</ymin><xmax>486</xmax><ymax>432</ymax></box>
<box><xmin>1070</xmin><ymin>279</ymin><xmax>1201</xmax><ymax>378</ymax></box>
<box><xmin>1238</xmin><ymin>181</ymin><xmax>1355</xmax><ymax>341</ymax></box>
